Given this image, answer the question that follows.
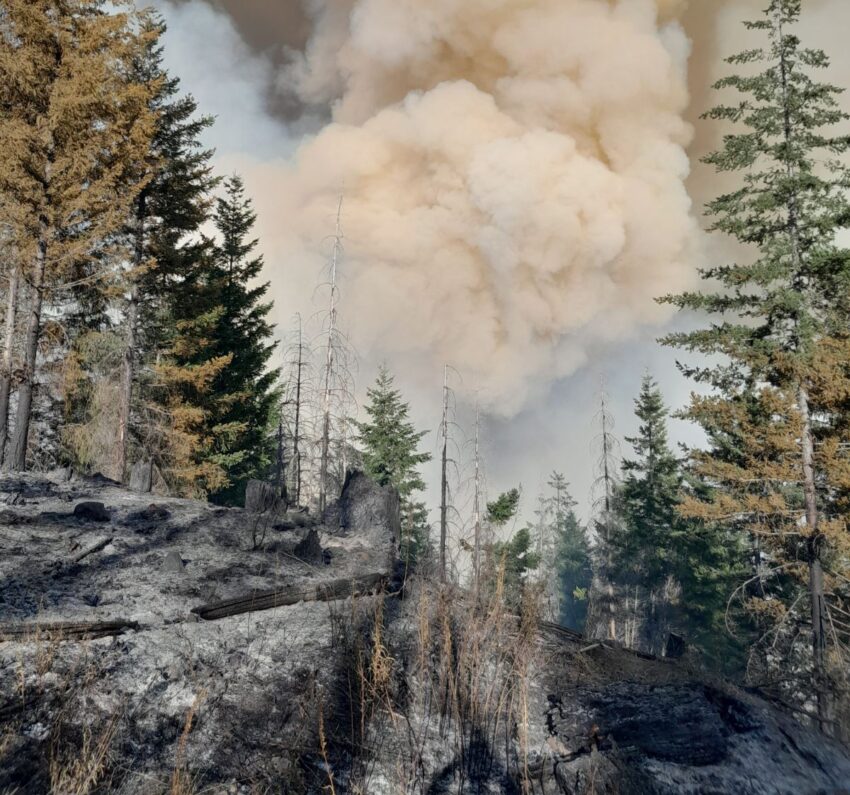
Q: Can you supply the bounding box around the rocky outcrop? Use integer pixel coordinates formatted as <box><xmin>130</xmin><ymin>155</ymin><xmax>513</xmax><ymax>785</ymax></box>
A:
<box><xmin>0</xmin><ymin>473</ymin><xmax>848</xmax><ymax>794</ymax></box>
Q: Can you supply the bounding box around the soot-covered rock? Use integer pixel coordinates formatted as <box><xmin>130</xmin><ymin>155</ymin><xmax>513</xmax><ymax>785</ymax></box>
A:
<box><xmin>72</xmin><ymin>501</ymin><xmax>110</xmax><ymax>522</ymax></box>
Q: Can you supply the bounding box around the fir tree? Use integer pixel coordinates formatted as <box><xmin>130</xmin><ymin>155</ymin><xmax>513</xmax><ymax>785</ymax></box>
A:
<box><xmin>661</xmin><ymin>0</ymin><xmax>850</xmax><ymax>727</ymax></box>
<box><xmin>203</xmin><ymin>175</ymin><xmax>280</xmax><ymax>505</ymax></box>
<box><xmin>116</xmin><ymin>12</ymin><xmax>216</xmax><ymax>481</ymax></box>
<box><xmin>487</xmin><ymin>489</ymin><xmax>521</xmax><ymax>526</ymax></box>
<box><xmin>492</xmin><ymin>527</ymin><xmax>540</xmax><ymax>610</ymax></box>
<box><xmin>354</xmin><ymin>366</ymin><xmax>432</xmax><ymax>563</ymax></box>
<box><xmin>614</xmin><ymin>377</ymin><xmax>681</xmax><ymax>594</ymax></box>
<box><xmin>543</xmin><ymin>474</ymin><xmax>592</xmax><ymax>632</ymax></box>
<box><xmin>0</xmin><ymin>0</ymin><xmax>158</xmax><ymax>470</ymax></box>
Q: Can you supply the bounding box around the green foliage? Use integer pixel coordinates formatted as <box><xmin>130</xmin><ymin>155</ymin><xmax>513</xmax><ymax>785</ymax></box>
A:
<box><xmin>201</xmin><ymin>175</ymin><xmax>281</xmax><ymax>505</ymax></box>
<box><xmin>660</xmin><ymin>0</ymin><xmax>850</xmax><ymax>374</ymax></box>
<box><xmin>660</xmin><ymin>0</ymin><xmax>850</xmax><ymax>678</ymax></box>
<box><xmin>354</xmin><ymin>366</ymin><xmax>432</xmax><ymax>564</ymax></box>
<box><xmin>534</xmin><ymin>473</ymin><xmax>592</xmax><ymax>632</ymax></box>
<box><xmin>613</xmin><ymin>375</ymin><xmax>682</xmax><ymax>587</ymax></box>
<box><xmin>486</xmin><ymin>489</ymin><xmax>520</xmax><ymax>526</ymax></box>
<box><xmin>492</xmin><ymin>527</ymin><xmax>540</xmax><ymax>609</ymax></box>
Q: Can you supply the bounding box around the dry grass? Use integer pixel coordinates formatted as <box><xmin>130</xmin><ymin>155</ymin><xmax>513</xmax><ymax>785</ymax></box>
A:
<box><xmin>169</xmin><ymin>690</ymin><xmax>207</xmax><ymax>795</ymax></box>
<box><xmin>319</xmin><ymin>565</ymin><xmax>544</xmax><ymax>794</ymax></box>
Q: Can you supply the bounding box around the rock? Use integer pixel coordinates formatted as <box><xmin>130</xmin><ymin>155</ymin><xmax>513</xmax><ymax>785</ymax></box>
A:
<box><xmin>128</xmin><ymin>461</ymin><xmax>153</xmax><ymax>493</ymax></box>
<box><xmin>245</xmin><ymin>480</ymin><xmax>280</xmax><ymax>514</ymax></box>
<box><xmin>161</xmin><ymin>550</ymin><xmax>185</xmax><ymax>573</ymax></box>
<box><xmin>294</xmin><ymin>529</ymin><xmax>324</xmax><ymax>565</ymax></box>
<box><xmin>73</xmin><ymin>501</ymin><xmax>110</xmax><ymax>522</ymax></box>
<box><xmin>322</xmin><ymin>470</ymin><xmax>400</xmax><ymax>572</ymax></box>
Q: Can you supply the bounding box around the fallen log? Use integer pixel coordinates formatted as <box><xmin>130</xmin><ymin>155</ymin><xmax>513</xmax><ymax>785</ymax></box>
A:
<box><xmin>0</xmin><ymin>619</ymin><xmax>140</xmax><ymax>642</ymax></box>
<box><xmin>191</xmin><ymin>572</ymin><xmax>387</xmax><ymax>621</ymax></box>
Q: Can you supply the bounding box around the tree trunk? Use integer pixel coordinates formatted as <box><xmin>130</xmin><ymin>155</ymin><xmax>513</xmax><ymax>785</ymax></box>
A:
<box><xmin>8</xmin><ymin>237</ymin><xmax>46</xmax><ymax>471</ymax></box>
<box><xmin>118</xmin><ymin>281</ymin><xmax>139</xmax><ymax>482</ymax></box>
<box><xmin>798</xmin><ymin>382</ymin><xmax>832</xmax><ymax>733</ymax></box>
<box><xmin>0</xmin><ymin>261</ymin><xmax>21</xmax><ymax>464</ymax></box>
<box><xmin>118</xmin><ymin>202</ymin><xmax>145</xmax><ymax>483</ymax></box>
<box><xmin>292</xmin><ymin>322</ymin><xmax>303</xmax><ymax>505</ymax></box>
<box><xmin>439</xmin><ymin>365</ymin><xmax>449</xmax><ymax>583</ymax></box>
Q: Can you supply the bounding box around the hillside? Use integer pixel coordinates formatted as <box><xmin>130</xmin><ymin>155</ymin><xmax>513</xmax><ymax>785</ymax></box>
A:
<box><xmin>1</xmin><ymin>472</ymin><xmax>848</xmax><ymax>794</ymax></box>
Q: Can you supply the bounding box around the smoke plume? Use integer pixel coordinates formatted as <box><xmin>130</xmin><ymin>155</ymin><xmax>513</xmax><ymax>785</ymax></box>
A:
<box><xmin>267</xmin><ymin>0</ymin><xmax>700</xmax><ymax>411</ymax></box>
<box><xmin>253</xmin><ymin>0</ymin><xmax>700</xmax><ymax>413</ymax></box>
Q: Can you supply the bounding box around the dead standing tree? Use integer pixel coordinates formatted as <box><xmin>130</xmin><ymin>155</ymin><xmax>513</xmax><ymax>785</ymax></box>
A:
<box><xmin>437</xmin><ymin>365</ymin><xmax>466</xmax><ymax>584</ymax></box>
<box><xmin>279</xmin><ymin>313</ymin><xmax>315</xmax><ymax>507</ymax></box>
<box><xmin>314</xmin><ymin>198</ymin><xmax>356</xmax><ymax>514</ymax></box>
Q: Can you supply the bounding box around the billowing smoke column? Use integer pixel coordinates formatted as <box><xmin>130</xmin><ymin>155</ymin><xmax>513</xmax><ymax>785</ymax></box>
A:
<box><xmin>271</xmin><ymin>0</ymin><xmax>699</xmax><ymax>413</ymax></box>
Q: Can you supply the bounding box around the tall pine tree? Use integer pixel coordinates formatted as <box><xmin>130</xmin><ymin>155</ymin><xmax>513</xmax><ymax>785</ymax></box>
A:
<box><xmin>354</xmin><ymin>366</ymin><xmax>431</xmax><ymax>563</ymax></box>
<box><xmin>542</xmin><ymin>473</ymin><xmax>591</xmax><ymax>633</ymax></box>
<box><xmin>202</xmin><ymin>175</ymin><xmax>280</xmax><ymax>505</ymax></box>
<box><xmin>661</xmin><ymin>0</ymin><xmax>850</xmax><ymax>729</ymax></box>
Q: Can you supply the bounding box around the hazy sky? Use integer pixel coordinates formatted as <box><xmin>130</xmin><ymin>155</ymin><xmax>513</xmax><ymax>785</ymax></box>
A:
<box><xmin>149</xmin><ymin>0</ymin><xmax>850</xmax><ymax>534</ymax></box>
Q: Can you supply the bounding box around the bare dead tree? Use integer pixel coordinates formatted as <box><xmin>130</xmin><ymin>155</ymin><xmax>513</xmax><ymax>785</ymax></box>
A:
<box><xmin>589</xmin><ymin>383</ymin><xmax>622</xmax><ymax>642</ymax></box>
<box><xmin>279</xmin><ymin>313</ymin><xmax>314</xmax><ymax>506</ymax></box>
<box><xmin>318</xmin><ymin>200</ymin><xmax>342</xmax><ymax>512</ymax></box>
<box><xmin>440</xmin><ymin>365</ymin><xmax>450</xmax><ymax>582</ymax></box>
<box><xmin>472</xmin><ymin>401</ymin><xmax>482</xmax><ymax>593</ymax></box>
<box><xmin>312</xmin><ymin>198</ymin><xmax>357</xmax><ymax>513</ymax></box>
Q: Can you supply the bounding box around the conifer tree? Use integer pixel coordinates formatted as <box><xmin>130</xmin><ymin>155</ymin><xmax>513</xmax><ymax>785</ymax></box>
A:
<box><xmin>202</xmin><ymin>175</ymin><xmax>280</xmax><ymax>505</ymax></box>
<box><xmin>544</xmin><ymin>474</ymin><xmax>592</xmax><ymax>632</ymax></box>
<box><xmin>0</xmin><ymin>0</ymin><xmax>157</xmax><ymax>470</ymax></box>
<box><xmin>354</xmin><ymin>366</ymin><xmax>432</xmax><ymax>563</ymax></box>
<box><xmin>661</xmin><ymin>0</ymin><xmax>850</xmax><ymax>728</ymax></box>
<box><xmin>613</xmin><ymin>376</ymin><xmax>682</xmax><ymax>652</ymax></box>
<box><xmin>116</xmin><ymin>12</ymin><xmax>218</xmax><ymax>482</ymax></box>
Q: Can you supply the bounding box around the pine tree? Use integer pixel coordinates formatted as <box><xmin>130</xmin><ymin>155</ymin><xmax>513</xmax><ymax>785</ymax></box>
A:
<box><xmin>661</xmin><ymin>0</ymin><xmax>850</xmax><ymax>729</ymax></box>
<box><xmin>116</xmin><ymin>11</ymin><xmax>217</xmax><ymax>482</ymax></box>
<box><xmin>542</xmin><ymin>474</ymin><xmax>592</xmax><ymax>633</ymax></box>
<box><xmin>201</xmin><ymin>175</ymin><xmax>280</xmax><ymax>505</ymax></box>
<box><xmin>492</xmin><ymin>527</ymin><xmax>540</xmax><ymax>610</ymax></box>
<box><xmin>354</xmin><ymin>366</ymin><xmax>432</xmax><ymax>563</ymax></box>
<box><xmin>0</xmin><ymin>0</ymin><xmax>157</xmax><ymax>470</ymax></box>
<box><xmin>612</xmin><ymin>376</ymin><xmax>681</xmax><ymax>651</ymax></box>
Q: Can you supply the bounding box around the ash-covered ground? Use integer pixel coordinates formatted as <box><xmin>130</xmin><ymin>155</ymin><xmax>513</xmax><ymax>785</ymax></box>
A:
<box><xmin>1</xmin><ymin>471</ymin><xmax>849</xmax><ymax>794</ymax></box>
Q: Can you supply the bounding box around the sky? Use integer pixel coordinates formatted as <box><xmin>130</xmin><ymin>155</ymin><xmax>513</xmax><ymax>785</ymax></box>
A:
<box><xmin>148</xmin><ymin>0</ymin><xmax>850</xmax><ymax>535</ymax></box>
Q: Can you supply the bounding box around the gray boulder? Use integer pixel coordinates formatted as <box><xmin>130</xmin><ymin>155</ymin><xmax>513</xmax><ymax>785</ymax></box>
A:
<box><xmin>128</xmin><ymin>461</ymin><xmax>153</xmax><ymax>493</ymax></box>
<box><xmin>161</xmin><ymin>550</ymin><xmax>185</xmax><ymax>573</ymax></box>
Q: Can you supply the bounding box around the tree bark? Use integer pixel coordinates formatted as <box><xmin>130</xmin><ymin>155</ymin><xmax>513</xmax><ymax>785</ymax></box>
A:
<box><xmin>118</xmin><ymin>201</ymin><xmax>145</xmax><ymax>483</ymax></box>
<box><xmin>8</xmin><ymin>234</ymin><xmax>47</xmax><ymax>471</ymax></box>
<box><xmin>439</xmin><ymin>365</ymin><xmax>449</xmax><ymax>583</ymax></box>
<box><xmin>0</xmin><ymin>260</ymin><xmax>21</xmax><ymax>464</ymax></box>
<box><xmin>798</xmin><ymin>382</ymin><xmax>832</xmax><ymax>732</ymax></box>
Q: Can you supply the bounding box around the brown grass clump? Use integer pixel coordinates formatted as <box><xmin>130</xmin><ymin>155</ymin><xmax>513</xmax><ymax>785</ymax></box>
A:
<box><xmin>170</xmin><ymin>689</ymin><xmax>208</xmax><ymax>795</ymax></box>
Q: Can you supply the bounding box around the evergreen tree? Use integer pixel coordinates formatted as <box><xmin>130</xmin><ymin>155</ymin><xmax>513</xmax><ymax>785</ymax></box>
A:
<box><xmin>354</xmin><ymin>366</ymin><xmax>432</xmax><ymax>563</ymax></box>
<box><xmin>661</xmin><ymin>0</ymin><xmax>850</xmax><ymax>727</ymax></box>
<box><xmin>492</xmin><ymin>528</ymin><xmax>540</xmax><ymax>610</ymax></box>
<box><xmin>544</xmin><ymin>474</ymin><xmax>592</xmax><ymax>632</ymax></box>
<box><xmin>487</xmin><ymin>489</ymin><xmax>521</xmax><ymax>526</ymax></box>
<box><xmin>203</xmin><ymin>175</ymin><xmax>280</xmax><ymax>505</ymax></box>
<box><xmin>58</xmin><ymin>12</ymin><xmax>232</xmax><ymax>497</ymax></box>
<box><xmin>614</xmin><ymin>377</ymin><xmax>681</xmax><ymax>615</ymax></box>
<box><xmin>0</xmin><ymin>0</ymin><xmax>158</xmax><ymax>470</ymax></box>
